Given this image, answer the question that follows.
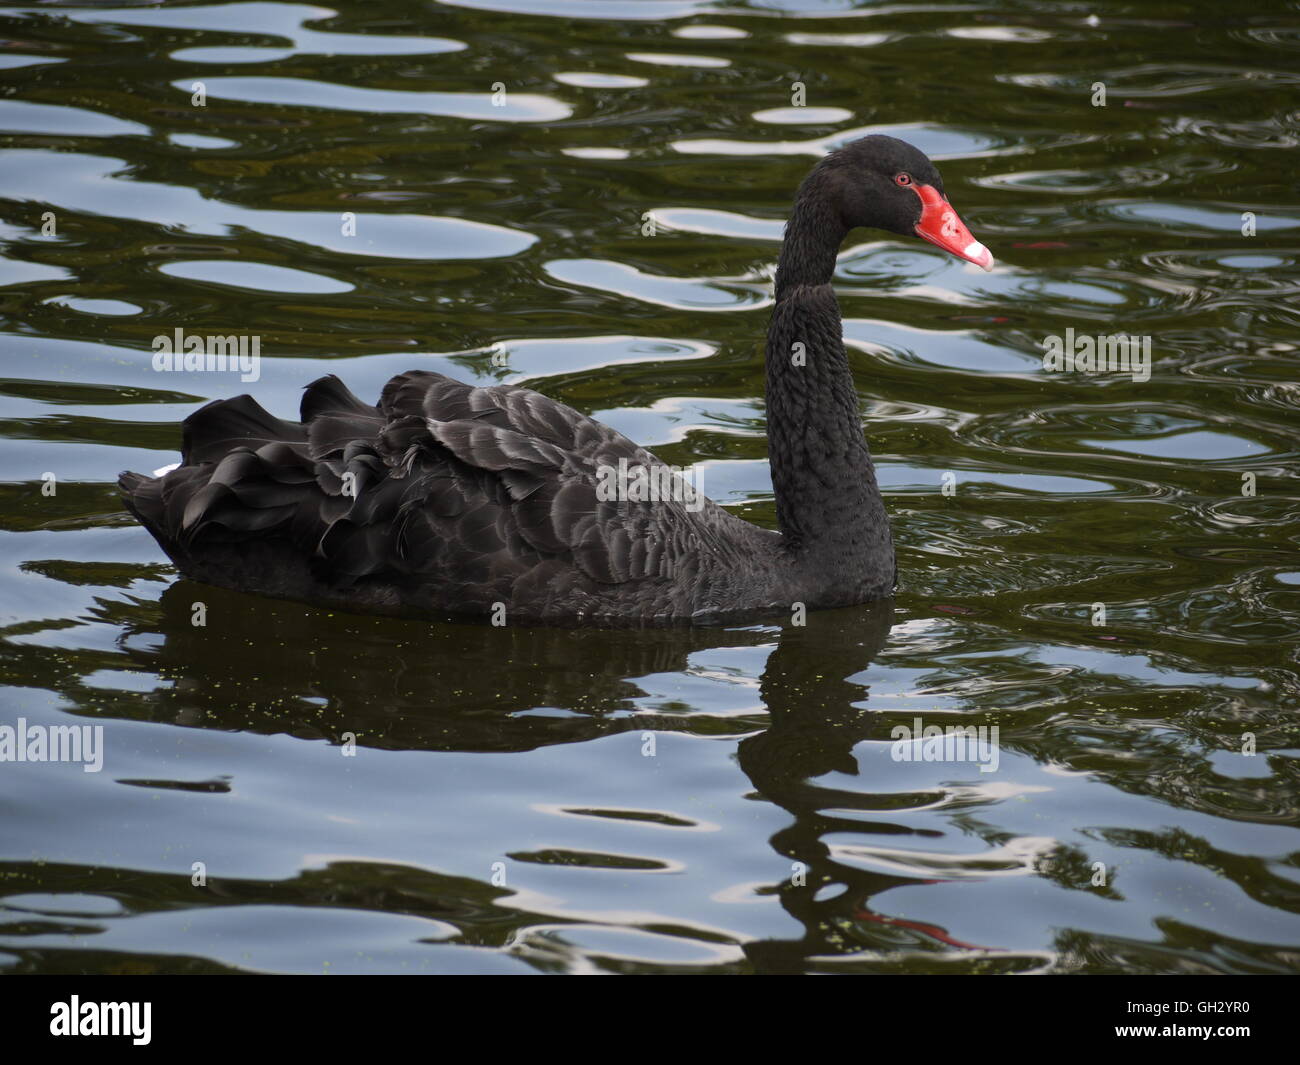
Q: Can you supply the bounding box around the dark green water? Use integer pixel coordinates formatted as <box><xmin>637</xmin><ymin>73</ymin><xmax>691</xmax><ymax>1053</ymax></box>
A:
<box><xmin>1</xmin><ymin>0</ymin><xmax>1298</xmax><ymax>974</ymax></box>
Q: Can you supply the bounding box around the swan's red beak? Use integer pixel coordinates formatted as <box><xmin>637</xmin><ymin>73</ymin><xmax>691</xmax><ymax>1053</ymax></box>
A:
<box><xmin>912</xmin><ymin>184</ymin><xmax>994</xmax><ymax>271</ymax></box>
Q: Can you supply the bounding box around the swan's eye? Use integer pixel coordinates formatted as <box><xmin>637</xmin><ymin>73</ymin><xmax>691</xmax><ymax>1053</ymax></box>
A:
<box><xmin>894</xmin><ymin>173</ymin><xmax>912</xmax><ymax>187</ymax></box>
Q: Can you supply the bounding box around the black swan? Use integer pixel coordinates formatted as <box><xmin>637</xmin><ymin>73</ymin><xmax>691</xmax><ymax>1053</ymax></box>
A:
<box><xmin>120</xmin><ymin>135</ymin><xmax>993</xmax><ymax>626</ymax></box>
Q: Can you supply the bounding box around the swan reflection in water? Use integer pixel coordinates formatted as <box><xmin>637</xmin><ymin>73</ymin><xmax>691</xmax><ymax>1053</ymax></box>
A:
<box><xmin>75</xmin><ymin>583</ymin><xmax>984</xmax><ymax>970</ymax></box>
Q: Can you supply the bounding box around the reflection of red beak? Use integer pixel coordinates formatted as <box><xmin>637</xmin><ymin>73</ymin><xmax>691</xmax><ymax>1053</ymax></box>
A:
<box><xmin>912</xmin><ymin>184</ymin><xmax>994</xmax><ymax>271</ymax></box>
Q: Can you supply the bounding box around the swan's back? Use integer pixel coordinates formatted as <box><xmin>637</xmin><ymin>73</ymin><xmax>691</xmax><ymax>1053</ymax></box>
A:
<box><xmin>120</xmin><ymin>372</ymin><xmax>781</xmax><ymax>625</ymax></box>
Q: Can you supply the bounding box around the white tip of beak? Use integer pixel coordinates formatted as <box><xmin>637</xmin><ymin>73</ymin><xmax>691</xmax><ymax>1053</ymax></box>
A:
<box><xmin>964</xmin><ymin>240</ymin><xmax>995</xmax><ymax>272</ymax></box>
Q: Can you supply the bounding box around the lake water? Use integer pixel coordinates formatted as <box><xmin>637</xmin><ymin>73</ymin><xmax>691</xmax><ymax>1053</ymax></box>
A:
<box><xmin>1</xmin><ymin>0</ymin><xmax>1298</xmax><ymax>974</ymax></box>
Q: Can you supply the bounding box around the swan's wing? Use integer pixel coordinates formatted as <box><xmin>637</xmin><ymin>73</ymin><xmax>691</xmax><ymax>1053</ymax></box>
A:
<box><xmin>121</xmin><ymin>371</ymin><xmax>756</xmax><ymax>610</ymax></box>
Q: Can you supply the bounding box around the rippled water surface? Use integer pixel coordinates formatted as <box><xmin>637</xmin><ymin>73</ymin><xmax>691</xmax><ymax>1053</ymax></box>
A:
<box><xmin>2</xmin><ymin>0</ymin><xmax>1299</xmax><ymax>974</ymax></box>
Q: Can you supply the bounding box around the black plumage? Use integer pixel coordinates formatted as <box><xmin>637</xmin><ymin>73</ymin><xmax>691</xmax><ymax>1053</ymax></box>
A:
<box><xmin>121</xmin><ymin>136</ymin><xmax>986</xmax><ymax>625</ymax></box>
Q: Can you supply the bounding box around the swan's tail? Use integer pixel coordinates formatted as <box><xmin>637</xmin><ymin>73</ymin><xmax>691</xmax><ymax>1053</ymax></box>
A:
<box><xmin>118</xmin><ymin>469</ymin><xmax>166</xmax><ymax>545</ymax></box>
<box><xmin>118</xmin><ymin>377</ymin><xmax>382</xmax><ymax>573</ymax></box>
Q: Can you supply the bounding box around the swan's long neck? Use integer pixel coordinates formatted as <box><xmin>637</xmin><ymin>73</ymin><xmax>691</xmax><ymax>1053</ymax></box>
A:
<box><xmin>764</xmin><ymin>185</ymin><xmax>894</xmax><ymax>596</ymax></box>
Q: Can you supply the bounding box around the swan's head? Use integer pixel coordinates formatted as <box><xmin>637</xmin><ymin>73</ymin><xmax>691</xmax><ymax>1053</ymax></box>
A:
<box><xmin>818</xmin><ymin>135</ymin><xmax>995</xmax><ymax>271</ymax></box>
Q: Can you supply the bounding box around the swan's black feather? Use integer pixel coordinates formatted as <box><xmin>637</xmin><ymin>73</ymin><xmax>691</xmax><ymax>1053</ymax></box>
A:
<box><xmin>181</xmin><ymin>393</ymin><xmax>306</xmax><ymax>465</ymax></box>
<box><xmin>121</xmin><ymin>371</ymin><xmax>784</xmax><ymax>624</ymax></box>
